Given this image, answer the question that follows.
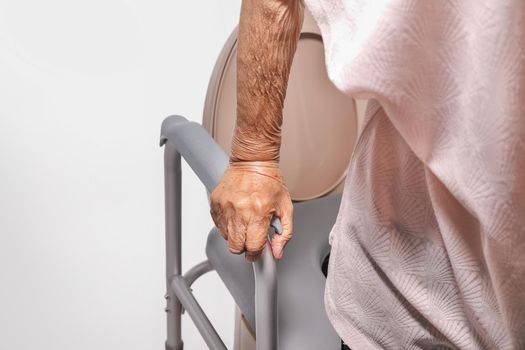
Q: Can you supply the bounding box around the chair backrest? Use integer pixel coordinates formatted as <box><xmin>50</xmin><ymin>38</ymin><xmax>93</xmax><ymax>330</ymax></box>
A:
<box><xmin>203</xmin><ymin>9</ymin><xmax>363</xmax><ymax>201</ymax></box>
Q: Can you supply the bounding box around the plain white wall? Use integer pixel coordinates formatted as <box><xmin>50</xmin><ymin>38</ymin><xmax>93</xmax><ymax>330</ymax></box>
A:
<box><xmin>0</xmin><ymin>0</ymin><xmax>241</xmax><ymax>349</ymax></box>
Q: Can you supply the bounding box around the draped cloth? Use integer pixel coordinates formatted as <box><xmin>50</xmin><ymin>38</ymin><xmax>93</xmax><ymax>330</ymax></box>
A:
<box><xmin>302</xmin><ymin>1</ymin><xmax>525</xmax><ymax>348</ymax></box>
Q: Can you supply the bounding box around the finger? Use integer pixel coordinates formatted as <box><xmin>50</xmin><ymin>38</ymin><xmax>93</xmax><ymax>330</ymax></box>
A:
<box><xmin>245</xmin><ymin>214</ymin><xmax>271</xmax><ymax>258</ymax></box>
<box><xmin>210</xmin><ymin>203</ymin><xmax>228</xmax><ymax>240</ymax></box>
<box><xmin>271</xmin><ymin>202</ymin><xmax>293</xmax><ymax>260</ymax></box>
<box><xmin>227</xmin><ymin>215</ymin><xmax>246</xmax><ymax>255</ymax></box>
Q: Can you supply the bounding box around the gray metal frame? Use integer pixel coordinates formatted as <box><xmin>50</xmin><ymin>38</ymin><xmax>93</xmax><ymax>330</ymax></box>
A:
<box><xmin>160</xmin><ymin>115</ymin><xmax>281</xmax><ymax>350</ymax></box>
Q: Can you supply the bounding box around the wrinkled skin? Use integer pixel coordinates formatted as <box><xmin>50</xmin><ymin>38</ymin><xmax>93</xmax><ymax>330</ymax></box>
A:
<box><xmin>210</xmin><ymin>162</ymin><xmax>293</xmax><ymax>261</ymax></box>
<box><xmin>230</xmin><ymin>0</ymin><xmax>305</xmax><ymax>164</ymax></box>
<box><xmin>210</xmin><ymin>0</ymin><xmax>304</xmax><ymax>262</ymax></box>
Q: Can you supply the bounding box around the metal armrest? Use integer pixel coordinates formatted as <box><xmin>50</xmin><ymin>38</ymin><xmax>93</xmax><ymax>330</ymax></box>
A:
<box><xmin>160</xmin><ymin>115</ymin><xmax>229</xmax><ymax>193</ymax></box>
<box><xmin>160</xmin><ymin>115</ymin><xmax>279</xmax><ymax>350</ymax></box>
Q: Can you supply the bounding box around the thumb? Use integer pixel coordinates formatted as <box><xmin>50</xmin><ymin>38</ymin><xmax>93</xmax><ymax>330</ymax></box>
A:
<box><xmin>271</xmin><ymin>203</ymin><xmax>293</xmax><ymax>260</ymax></box>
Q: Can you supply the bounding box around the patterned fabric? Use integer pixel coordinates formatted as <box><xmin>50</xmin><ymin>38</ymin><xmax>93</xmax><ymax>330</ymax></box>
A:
<box><xmin>302</xmin><ymin>0</ymin><xmax>525</xmax><ymax>349</ymax></box>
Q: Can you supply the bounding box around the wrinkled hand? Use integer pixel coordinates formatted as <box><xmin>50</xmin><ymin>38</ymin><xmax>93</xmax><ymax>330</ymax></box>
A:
<box><xmin>210</xmin><ymin>161</ymin><xmax>293</xmax><ymax>262</ymax></box>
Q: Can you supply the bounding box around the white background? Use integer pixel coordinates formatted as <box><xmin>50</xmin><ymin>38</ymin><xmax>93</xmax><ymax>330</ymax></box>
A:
<box><xmin>0</xmin><ymin>1</ymin><xmax>241</xmax><ymax>349</ymax></box>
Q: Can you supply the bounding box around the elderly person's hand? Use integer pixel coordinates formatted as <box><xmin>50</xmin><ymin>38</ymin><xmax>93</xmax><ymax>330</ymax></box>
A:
<box><xmin>209</xmin><ymin>0</ymin><xmax>304</xmax><ymax>262</ymax></box>
<box><xmin>210</xmin><ymin>161</ymin><xmax>293</xmax><ymax>261</ymax></box>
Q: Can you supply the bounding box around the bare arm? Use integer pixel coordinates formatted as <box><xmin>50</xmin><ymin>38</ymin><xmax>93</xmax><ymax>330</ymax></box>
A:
<box><xmin>232</xmin><ymin>0</ymin><xmax>305</xmax><ymax>163</ymax></box>
<box><xmin>210</xmin><ymin>0</ymin><xmax>304</xmax><ymax>261</ymax></box>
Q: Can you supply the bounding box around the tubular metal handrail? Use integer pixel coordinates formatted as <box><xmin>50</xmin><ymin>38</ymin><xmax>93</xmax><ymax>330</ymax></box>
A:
<box><xmin>161</xmin><ymin>115</ymin><xmax>279</xmax><ymax>350</ymax></box>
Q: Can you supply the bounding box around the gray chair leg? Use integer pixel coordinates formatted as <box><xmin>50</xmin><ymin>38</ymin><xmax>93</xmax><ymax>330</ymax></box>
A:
<box><xmin>164</xmin><ymin>143</ymin><xmax>184</xmax><ymax>350</ymax></box>
<box><xmin>163</xmin><ymin>141</ymin><xmax>226</xmax><ymax>350</ymax></box>
<box><xmin>160</xmin><ymin>116</ymin><xmax>279</xmax><ymax>350</ymax></box>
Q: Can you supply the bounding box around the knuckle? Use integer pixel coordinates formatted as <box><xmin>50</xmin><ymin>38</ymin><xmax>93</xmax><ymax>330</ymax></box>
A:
<box><xmin>235</xmin><ymin>196</ymin><xmax>267</xmax><ymax>215</ymax></box>
<box><xmin>234</xmin><ymin>196</ymin><xmax>250</xmax><ymax>210</ymax></box>
<box><xmin>252</xmin><ymin>197</ymin><xmax>268</xmax><ymax>212</ymax></box>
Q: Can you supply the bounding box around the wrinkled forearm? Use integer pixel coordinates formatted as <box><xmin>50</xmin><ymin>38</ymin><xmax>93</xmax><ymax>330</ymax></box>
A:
<box><xmin>230</xmin><ymin>0</ymin><xmax>304</xmax><ymax>163</ymax></box>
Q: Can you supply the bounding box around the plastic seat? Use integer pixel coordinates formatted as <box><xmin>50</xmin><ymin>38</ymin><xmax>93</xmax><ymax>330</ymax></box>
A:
<box><xmin>206</xmin><ymin>194</ymin><xmax>342</xmax><ymax>349</ymax></box>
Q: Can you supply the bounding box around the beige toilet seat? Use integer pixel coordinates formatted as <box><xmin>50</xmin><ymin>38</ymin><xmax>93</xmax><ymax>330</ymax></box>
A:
<box><xmin>203</xmin><ymin>10</ymin><xmax>360</xmax><ymax>201</ymax></box>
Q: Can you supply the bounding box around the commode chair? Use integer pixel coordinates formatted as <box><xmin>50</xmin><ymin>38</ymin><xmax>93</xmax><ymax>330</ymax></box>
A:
<box><xmin>160</xmin><ymin>10</ymin><xmax>366</xmax><ymax>350</ymax></box>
